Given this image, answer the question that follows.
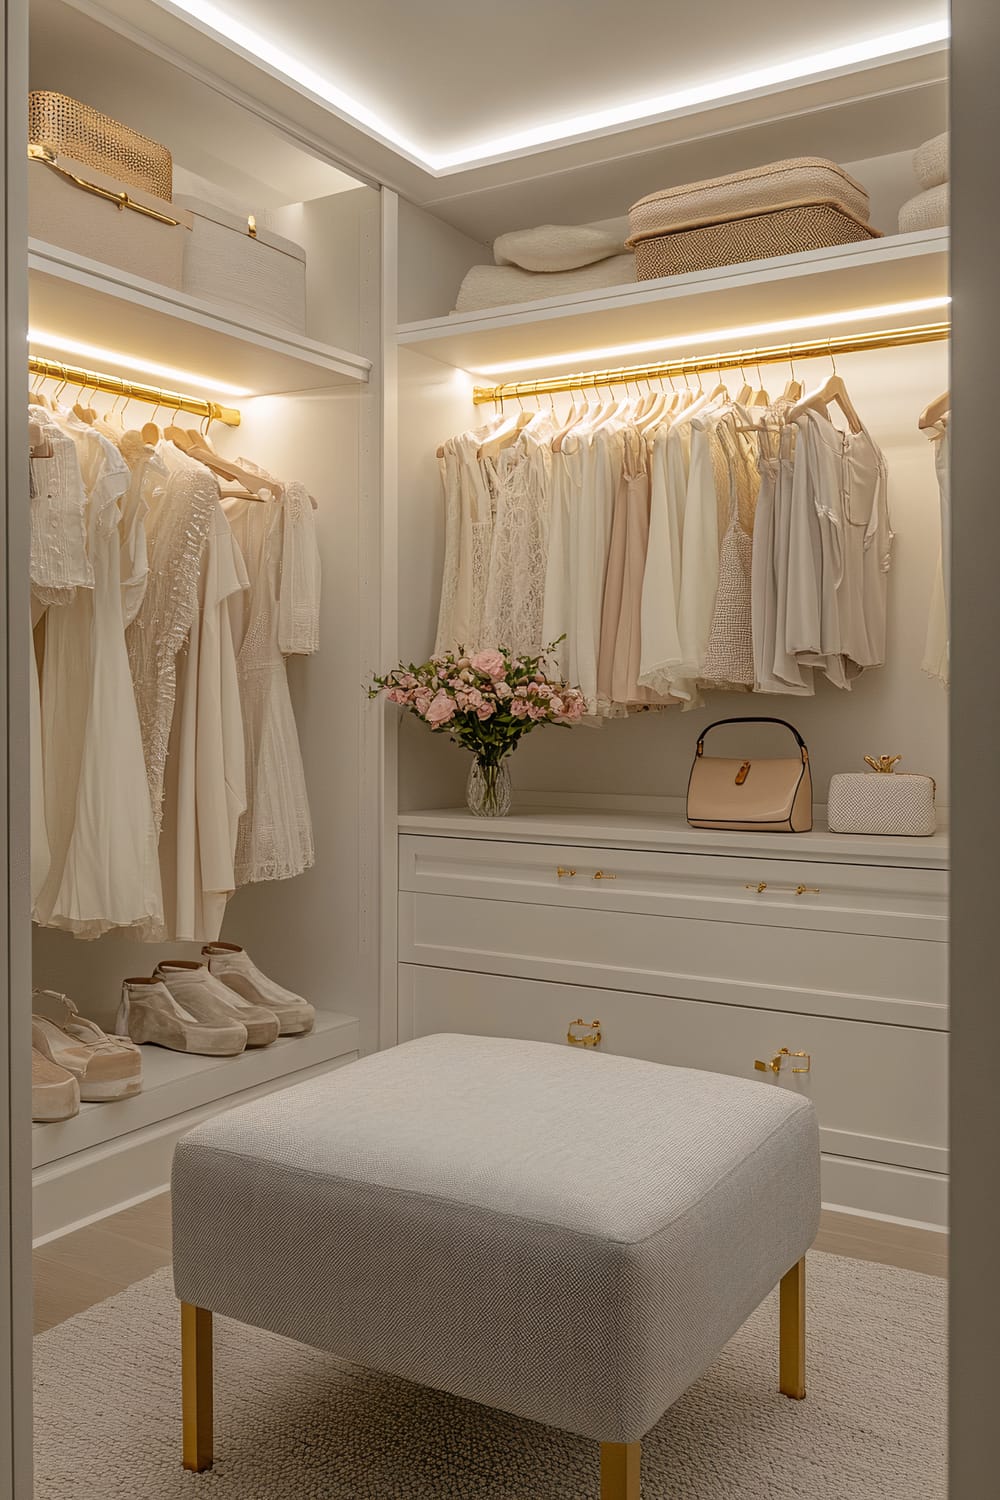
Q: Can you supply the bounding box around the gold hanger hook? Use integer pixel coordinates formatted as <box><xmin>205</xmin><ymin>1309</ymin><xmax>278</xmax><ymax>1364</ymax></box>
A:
<box><xmin>53</xmin><ymin>363</ymin><xmax>70</xmax><ymax>404</ymax></box>
<box><xmin>828</xmin><ymin>339</ymin><xmax>837</xmax><ymax>375</ymax></box>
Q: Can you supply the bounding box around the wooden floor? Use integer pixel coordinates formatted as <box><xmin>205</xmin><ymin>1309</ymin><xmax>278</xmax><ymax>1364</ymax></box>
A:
<box><xmin>32</xmin><ymin>1194</ymin><xmax>948</xmax><ymax>1336</ymax></box>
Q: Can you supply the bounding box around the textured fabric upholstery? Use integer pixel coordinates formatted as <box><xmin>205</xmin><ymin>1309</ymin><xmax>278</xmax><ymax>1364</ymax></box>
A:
<box><xmin>172</xmin><ymin>1034</ymin><xmax>819</xmax><ymax>1443</ymax></box>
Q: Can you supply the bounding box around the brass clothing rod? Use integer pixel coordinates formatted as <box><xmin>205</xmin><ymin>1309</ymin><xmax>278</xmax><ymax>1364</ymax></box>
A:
<box><xmin>471</xmin><ymin>321</ymin><xmax>951</xmax><ymax>405</ymax></box>
<box><xmin>28</xmin><ymin>355</ymin><xmax>241</xmax><ymax>427</ymax></box>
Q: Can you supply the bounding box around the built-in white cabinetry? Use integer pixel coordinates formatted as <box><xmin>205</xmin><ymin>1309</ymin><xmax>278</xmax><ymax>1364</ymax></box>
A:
<box><xmin>398</xmin><ymin>809</ymin><xmax>948</xmax><ymax>1227</ymax></box>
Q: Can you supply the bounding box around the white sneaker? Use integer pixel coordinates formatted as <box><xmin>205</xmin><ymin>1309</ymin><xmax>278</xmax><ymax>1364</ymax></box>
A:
<box><xmin>202</xmin><ymin>944</ymin><xmax>316</xmax><ymax>1036</ymax></box>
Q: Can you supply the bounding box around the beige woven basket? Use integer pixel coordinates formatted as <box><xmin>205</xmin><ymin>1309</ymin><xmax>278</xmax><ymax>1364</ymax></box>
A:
<box><xmin>627</xmin><ymin>157</ymin><xmax>869</xmax><ymax>241</ymax></box>
<box><xmin>633</xmin><ymin>202</ymin><xmax>880</xmax><ymax>280</ymax></box>
<box><xmin>28</xmin><ymin>91</ymin><xmax>172</xmax><ymax>200</ymax></box>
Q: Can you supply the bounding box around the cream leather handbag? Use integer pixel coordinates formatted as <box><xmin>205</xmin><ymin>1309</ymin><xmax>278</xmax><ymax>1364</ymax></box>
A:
<box><xmin>686</xmin><ymin>718</ymin><xmax>813</xmax><ymax>833</ymax></box>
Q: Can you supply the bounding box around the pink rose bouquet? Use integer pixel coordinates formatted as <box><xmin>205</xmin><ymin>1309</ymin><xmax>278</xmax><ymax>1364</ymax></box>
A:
<box><xmin>368</xmin><ymin>641</ymin><xmax>585</xmax><ymax>815</ymax></box>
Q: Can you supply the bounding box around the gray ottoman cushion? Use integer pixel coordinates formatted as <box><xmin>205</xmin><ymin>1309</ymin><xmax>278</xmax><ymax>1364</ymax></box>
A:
<box><xmin>173</xmin><ymin>1034</ymin><xmax>819</xmax><ymax>1444</ymax></box>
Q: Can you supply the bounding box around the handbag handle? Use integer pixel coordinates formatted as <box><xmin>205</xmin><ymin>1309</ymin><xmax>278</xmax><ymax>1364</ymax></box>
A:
<box><xmin>695</xmin><ymin>717</ymin><xmax>809</xmax><ymax>763</ymax></box>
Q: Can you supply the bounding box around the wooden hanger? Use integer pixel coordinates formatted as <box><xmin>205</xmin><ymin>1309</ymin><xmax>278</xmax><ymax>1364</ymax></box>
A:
<box><xmin>789</xmin><ymin>372</ymin><xmax>862</xmax><ymax>433</ymax></box>
<box><xmin>478</xmin><ymin>407</ymin><xmax>533</xmax><ymax>461</ymax></box>
<box><xmin>141</xmin><ymin>403</ymin><xmax>162</xmax><ymax>446</ymax></box>
<box><xmin>919</xmin><ymin>390</ymin><xmax>950</xmax><ymax>431</ymax></box>
<box><xmin>29</xmin><ymin>418</ymin><xmax>53</xmax><ymax>459</ymax></box>
<box><xmin>188</xmin><ymin>444</ymin><xmax>283</xmax><ymax>500</ymax></box>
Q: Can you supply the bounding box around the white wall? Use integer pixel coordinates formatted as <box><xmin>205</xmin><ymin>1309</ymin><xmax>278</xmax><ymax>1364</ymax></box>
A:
<box><xmin>396</xmin><ymin>340</ymin><xmax>949</xmax><ymax>812</ymax></box>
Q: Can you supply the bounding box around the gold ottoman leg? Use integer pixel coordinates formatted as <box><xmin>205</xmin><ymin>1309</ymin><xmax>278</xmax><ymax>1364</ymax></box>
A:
<box><xmin>181</xmin><ymin>1302</ymin><xmax>214</xmax><ymax>1472</ymax></box>
<box><xmin>600</xmin><ymin>1439</ymin><xmax>641</xmax><ymax>1498</ymax></box>
<box><xmin>779</xmin><ymin>1257</ymin><xmax>807</xmax><ymax>1400</ymax></box>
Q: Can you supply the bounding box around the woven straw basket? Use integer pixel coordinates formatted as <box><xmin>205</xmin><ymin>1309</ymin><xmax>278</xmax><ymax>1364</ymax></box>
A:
<box><xmin>28</xmin><ymin>91</ymin><xmax>172</xmax><ymax>200</ymax></box>
<box><xmin>632</xmin><ymin>202</ymin><xmax>880</xmax><ymax>280</ymax></box>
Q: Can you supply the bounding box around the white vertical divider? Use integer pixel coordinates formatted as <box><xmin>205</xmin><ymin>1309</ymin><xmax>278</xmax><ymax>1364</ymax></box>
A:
<box><xmin>376</xmin><ymin>189</ymin><xmax>400</xmax><ymax>1049</ymax></box>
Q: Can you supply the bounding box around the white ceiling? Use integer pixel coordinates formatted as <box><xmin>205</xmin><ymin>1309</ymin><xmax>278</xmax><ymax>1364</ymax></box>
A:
<box><xmin>161</xmin><ymin>0</ymin><xmax>947</xmax><ymax>168</ymax></box>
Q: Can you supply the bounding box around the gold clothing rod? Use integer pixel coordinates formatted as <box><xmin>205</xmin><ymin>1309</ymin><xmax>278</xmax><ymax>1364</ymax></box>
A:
<box><xmin>471</xmin><ymin>321</ymin><xmax>951</xmax><ymax>405</ymax></box>
<box><xmin>28</xmin><ymin>355</ymin><xmax>242</xmax><ymax>427</ymax></box>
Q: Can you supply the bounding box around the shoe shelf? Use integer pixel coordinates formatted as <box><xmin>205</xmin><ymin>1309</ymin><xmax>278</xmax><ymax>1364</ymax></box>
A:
<box><xmin>395</xmin><ymin>229</ymin><xmax>949</xmax><ymax>379</ymax></box>
<box><xmin>31</xmin><ymin>1009</ymin><xmax>359</xmax><ymax>1170</ymax></box>
<box><xmin>28</xmin><ymin>239</ymin><xmax>373</xmax><ymax>398</ymax></box>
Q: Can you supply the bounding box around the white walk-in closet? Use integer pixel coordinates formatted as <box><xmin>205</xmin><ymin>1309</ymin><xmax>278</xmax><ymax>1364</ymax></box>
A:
<box><xmin>5</xmin><ymin>1</ymin><xmax>1000</xmax><ymax>1495</ymax></box>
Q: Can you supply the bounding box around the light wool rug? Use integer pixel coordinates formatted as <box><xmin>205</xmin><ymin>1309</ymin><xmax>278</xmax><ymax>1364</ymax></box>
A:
<box><xmin>34</xmin><ymin>1252</ymin><xmax>945</xmax><ymax>1498</ymax></box>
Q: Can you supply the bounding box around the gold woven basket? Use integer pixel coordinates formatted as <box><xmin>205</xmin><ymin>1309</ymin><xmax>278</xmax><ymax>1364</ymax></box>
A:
<box><xmin>28</xmin><ymin>91</ymin><xmax>172</xmax><ymax>200</ymax></box>
<box><xmin>633</xmin><ymin>201</ymin><xmax>880</xmax><ymax>280</ymax></box>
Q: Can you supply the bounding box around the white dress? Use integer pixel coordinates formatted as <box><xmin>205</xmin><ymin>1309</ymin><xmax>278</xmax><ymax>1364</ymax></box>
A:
<box><xmin>571</xmin><ymin>424</ymin><xmax>623</xmax><ymax>714</ymax></box>
<box><xmin>922</xmin><ymin>417</ymin><xmax>949</xmax><ymax>685</ymax></box>
<box><xmin>674</xmin><ymin>404</ymin><xmax>728</xmax><ymax>694</ymax></box>
<box><xmin>434</xmin><ymin>427</ymin><xmax>496</xmax><ymax>655</ymax></box>
<box><xmin>480</xmin><ymin>419</ymin><xmax>553</xmax><ymax>655</ymax></box>
<box><xmin>34</xmin><ymin>415</ymin><xmax>162</xmax><ymax>938</ymax></box>
<box><xmin>159</xmin><ymin>492</ymin><xmax>249</xmax><ymax>940</ymax></box>
<box><xmin>637</xmin><ymin>418</ymin><xmax>686</xmax><ymax>698</ymax></box>
<box><xmin>223</xmin><ymin>481</ymin><xmax>319</xmax><ymax>886</ymax></box>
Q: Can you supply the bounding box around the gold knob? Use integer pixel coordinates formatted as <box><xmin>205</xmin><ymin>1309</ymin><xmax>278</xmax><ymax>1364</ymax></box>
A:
<box><xmin>593</xmin><ymin>870</ymin><xmax>617</xmax><ymax>880</ymax></box>
<box><xmin>556</xmin><ymin>866</ymin><xmax>577</xmax><ymax>879</ymax></box>
<box><xmin>745</xmin><ymin>881</ymin><xmax>768</xmax><ymax>893</ymax></box>
<box><xmin>755</xmin><ymin>1048</ymin><xmax>812</xmax><ymax>1076</ymax></box>
<box><xmin>567</xmin><ymin>1018</ymin><xmax>602</xmax><ymax>1048</ymax></box>
<box><xmin>795</xmin><ymin>885</ymin><xmax>820</xmax><ymax>896</ymax></box>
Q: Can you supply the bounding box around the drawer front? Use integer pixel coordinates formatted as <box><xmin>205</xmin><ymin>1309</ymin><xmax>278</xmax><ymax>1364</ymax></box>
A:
<box><xmin>399</xmin><ymin>891</ymin><xmax>948</xmax><ymax>1030</ymax></box>
<box><xmin>400</xmin><ymin>835</ymin><xmax>948</xmax><ymax>942</ymax></box>
<box><xmin>398</xmin><ymin>964</ymin><xmax>948</xmax><ymax>1176</ymax></box>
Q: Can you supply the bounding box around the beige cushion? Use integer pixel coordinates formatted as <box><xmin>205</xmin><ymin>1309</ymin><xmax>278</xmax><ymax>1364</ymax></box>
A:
<box><xmin>493</xmin><ymin>216</ymin><xmax>629</xmax><ymax>271</ymax></box>
<box><xmin>173</xmin><ymin>1033</ymin><xmax>820</xmax><ymax>1443</ymax></box>
<box><xmin>899</xmin><ymin>184</ymin><xmax>949</xmax><ymax>234</ymax></box>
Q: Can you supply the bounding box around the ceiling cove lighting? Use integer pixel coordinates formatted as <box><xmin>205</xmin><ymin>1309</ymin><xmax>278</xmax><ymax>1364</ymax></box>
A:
<box><xmin>156</xmin><ymin>4</ymin><xmax>949</xmax><ymax>173</ymax></box>
<box><xmin>474</xmin><ymin>298</ymin><xmax>952</xmax><ymax>378</ymax></box>
<box><xmin>27</xmin><ymin>330</ymin><xmax>252</xmax><ymax>398</ymax></box>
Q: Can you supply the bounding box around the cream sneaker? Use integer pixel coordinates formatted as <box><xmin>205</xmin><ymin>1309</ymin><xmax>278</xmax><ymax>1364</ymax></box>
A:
<box><xmin>117</xmin><ymin>977</ymin><xmax>248</xmax><ymax>1057</ymax></box>
<box><xmin>32</xmin><ymin>991</ymin><xmax>143</xmax><ymax>1102</ymax></box>
<box><xmin>202</xmin><ymin>943</ymin><xmax>316</xmax><ymax>1036</ymax></box>
<box><xmin>32</xmin><ymin>1048</ymin><xmax>80</xmax><ymax>1122</ymax></box>
<box><xmin>154</xmin><ymin>961</ymin><xmax>280</xmax><ymax>1048</ymax></box>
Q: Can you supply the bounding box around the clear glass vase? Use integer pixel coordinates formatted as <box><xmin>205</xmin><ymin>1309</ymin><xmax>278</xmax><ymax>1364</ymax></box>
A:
<box><xmin>466</xmin><ymin>757</ymin><xmax>512</xmax><ymax>818</ymax></box>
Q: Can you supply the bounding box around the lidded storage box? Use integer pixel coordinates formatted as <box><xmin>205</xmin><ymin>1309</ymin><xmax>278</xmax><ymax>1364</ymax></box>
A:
<box><xmin>626</xmin><ymin>157</ymin><xmax>879</xmax><ymax>279</ymax></box>
<box><xmin>175</xmin><ymin>196</ymin><xmax>307</xmax><ymax>332</ymax></box>
<box><xmin>29</xmin><ymin>90</ymin><xmax>173</xmax><ymax>198</ymax></box>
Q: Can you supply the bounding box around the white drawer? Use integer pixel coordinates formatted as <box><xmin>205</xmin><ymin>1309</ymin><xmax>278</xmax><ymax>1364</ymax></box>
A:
<box><xmin>399</xmin><ymin>891</ymin><xmax>948</xmax><ymax>1030</ymax></box>
<box><xmin>398</xmin><ymin>964</ymin><xmax>948</xmax><ymax>1178</ymax></box>
<box><xmin>399</xmin><ymin>835</ymin><xmax>947</xmax><ymax>942</ymax></box>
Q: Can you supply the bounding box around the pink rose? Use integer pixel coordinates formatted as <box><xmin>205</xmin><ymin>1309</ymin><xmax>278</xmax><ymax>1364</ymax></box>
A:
<box><xmin>476</xmin><ymin>702</ymin><xmax>495</xmax><ymax>720</ymax></box>
<box><xmin>549</xmin><ymin>695</ymin><xmax>564</xmax><ymax>715</ymax></box>
<box><xmin>495</xmin><ymin>681</ymin><xmax>512</xmax><ymax>700</ymax></box>
<box><xmin>527</xmin><ymin>703</ymin><xmax>547</xmax><ymax>720</ymax></box>
<box><xmin>399</xmin><ymin>672</ymin><xmax>417</xmax><ymax>689</ymax></box>
<box><xmin>510</xmin><ymin>698</ymin><xmax>530</xmax><ymax>718</ymax></box>
<box><xmin>425</xmin><ymin>690</ymin><xmax>457</xmax><ymax>726</ymax></box>
<box><xmin>465</xmin><ymin>687</ymin><xmax>484</xmax><ymax>709</ymax></box>
<box><xmin>470</xmin><ymin>650</ymin><xmax>506</xmax><ymax>680</ymax></box>
<box><xmin>514</xmin><ymin>685</ymin><xmax>529</xmax><ymax>698</ymax></box>
<box><xmin>534</xmin><ymin>683</ymin><xmax>552</xmax><ymax>700</ymax></box>
<box><xmin>413</xmin><ymin>689</ymin><xmax>433</xmax><ymax>716</ymax></box>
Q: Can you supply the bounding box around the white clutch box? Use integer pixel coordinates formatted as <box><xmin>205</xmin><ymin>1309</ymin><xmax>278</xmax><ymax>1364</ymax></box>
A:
<box><xmin>828</xmin><ymin>757</ymin><xmax>936</xmax><ymax>837</ymax></box>
<box><xmin>174</xmin><ymin>195</ymin><xmax>306</xmax><ymax>332</ymax></box>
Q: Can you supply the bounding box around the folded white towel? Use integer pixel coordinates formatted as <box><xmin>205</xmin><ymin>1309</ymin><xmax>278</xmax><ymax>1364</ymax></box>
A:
<box><xmin>898</xmin><ymin>183</ymin><xmax>949</xmax><ymax>234</ymax></box>
<box><xmin>913</xmin><ymin>132</ymin><xmax>948</xmax><ymax>191</ymax></box>
<box><xmin>493</xmin><ymin>217</ymin><xmax>629</xmax><ymax>272</ymax></box>
<box><xmin>454</xmin><ymin>254</ymin><xmax>636</xmax><ymax>314</ymax></box>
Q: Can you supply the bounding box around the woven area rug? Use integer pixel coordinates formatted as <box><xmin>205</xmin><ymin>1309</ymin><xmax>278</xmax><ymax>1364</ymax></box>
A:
<box><xmin>33</xmin><ymin>1251</ymin><xmax>945</xmax><ymax>1498</ymax></box>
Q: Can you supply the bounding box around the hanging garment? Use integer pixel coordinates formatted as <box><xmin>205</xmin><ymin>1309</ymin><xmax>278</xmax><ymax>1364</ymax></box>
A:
<box><xmin>28</xmin><ymin>406</ymin><xmax>93</xmax><ymax>605</ymax></box>
<box><xmin>922</xmin><ymin>416</ymin><xmax>949</xmax><ymax>685</ymax></box>
<box><xmin>116</xmin><ymin>430</ymin><xmax>157</xmax><ymax>627</ymax></box>
<box><xmin>766</xmin><ymin>422</ymin><xmax>815</xmax><ymax>694</ymax></box>
<box><xmin>33</xmin><ymin>413</ymin><xmax>162</xmax><ymax>938</ymax></box>
<box><xmin>597</xmin><ymin>428</ymin><xmax>675</xmax><ymax>713</ymax></box>
<box><xmin>223</xmin><ymin>482</ymin><xmax>319</xmax><ymax>886</ymax></box>
<box><xmin>158</xmin><ymin>493</ymin><xmax>249</xmax><ymax>941</ymax></box>
<box><xmin>673</xmin><ymin>401</ymin><xmax>729</xmax><ymax>692</ymax></box>
<box><xmin>434</xmin><ymin>426</ymin><xmax>498</xmax><ymax>655</ymax></box>
<box><xmin>637</xmin><ymin>417</ymin><xmax>686</xmax><ymax>699</ymax></box>
<box><xmin>750</xmin><ymin>426</ymin><xmax>812</xmax><ymax>696</ymax></box>
<box><xmin>126</xmin><ymin>442</ymin><xmax>217</xmax><ymax>830</ymax></box>
<box><xmin>30</xmin><ymin>606</ymin><xmax>49</xmax><ymax>904</ymax></box>
<box><xmin>701</xmin><ymin>415</ymin><xmax>759</xmax><ymax>689</ymax></box>
<box><xmin>480</xmin><ymin>418</ymin><xmax>553</xmax><ymax>655</ymax></box>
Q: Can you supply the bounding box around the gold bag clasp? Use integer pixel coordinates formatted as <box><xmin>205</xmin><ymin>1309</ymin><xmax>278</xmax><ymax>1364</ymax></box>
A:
<box><xmin>735</xmin><ymin>760</ymin><xmax>752</xmax><ymax>785</ymax></box>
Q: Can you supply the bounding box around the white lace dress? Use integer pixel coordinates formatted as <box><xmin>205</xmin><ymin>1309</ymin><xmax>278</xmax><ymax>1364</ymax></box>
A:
<box><xmin>33</xmin><ymin>415</ymin><xmax>162</xmax><ymax>938</ymax></box>
<box><xmin>480</xmin><ymin>420</ymin><xmax>553</xmax><ymax>655</ymax></box>
<box><xmin>434</xmin><ymin>427</ymin><xmax>497</xmax><ymax>655</ymax></box>
<box><xmin>222</xmin><ymin>480</ymin><xmax>319</xmax><ymax>886</ymax></box>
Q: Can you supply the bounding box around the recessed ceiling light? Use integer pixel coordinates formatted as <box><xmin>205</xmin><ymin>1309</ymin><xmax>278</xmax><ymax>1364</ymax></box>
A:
<box><xmin>28</xmin><ymin>329</ymin><xmax>252</xmax><ymax>397</ymax></box>
<box><xmin>156</xmin><ymin>4</ymin><xmax>949</xmax><ymax>173</ymax></box>
<box><xmin>474</xmin><ymin>298</ymin><xmax>952</xmax><ymax>377</ymax></box>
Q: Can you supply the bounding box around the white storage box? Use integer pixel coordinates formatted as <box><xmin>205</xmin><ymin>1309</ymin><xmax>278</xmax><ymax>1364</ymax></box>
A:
<box><xmin>28</xmin><ymin>147</ymin><xmax>191</xmax><ymax>286</ymax></box>
<box><xmin>175</xmin><ymin>195</ymin><xmax>306</xmax><ymax>331</ymax></box>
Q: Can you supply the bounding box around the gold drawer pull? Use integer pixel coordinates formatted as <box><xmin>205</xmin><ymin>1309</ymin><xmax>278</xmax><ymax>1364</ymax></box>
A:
<box><xmin>567</xmin><ymin>1018</ymin><xmax>602</xmax><ymax>1048</ymax></box>
<box><xmin>593</xmin><ymin>870</ymin><xmax>617</xmax><ymax>880</ymax></box>
<box><xmin>744</xmin><ymin>882</ymin><xmax>821</xmax><ymax>896</ymax></box>
<box><xmin>556</xmin><ymin>866</ymin><xmax>577</xmax><ymax>879</ymax></box>
<box><xmin>755</xmin><ymin>1048</ymin><xmax>812</xmax><ymax>1076</ymax></box>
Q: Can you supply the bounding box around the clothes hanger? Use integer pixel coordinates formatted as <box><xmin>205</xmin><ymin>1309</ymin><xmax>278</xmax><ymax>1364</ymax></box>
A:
<box><xmin>28</xmin><ymin>417</ymin><xmax>53</xmax><ymax>459</ymax></box>
<box><xmin>789</xmin><ymin>346</ymin><xmax>862</xmax><ymax>433</ymax></box>
<box><xmin>72</xmin><ymin>376</ymin><xmax>97</xmax><ymax>426</ymax></box>
<box><xmin>749</xmin><ymin>359</ymin><xmax>771</xmax><ymax>408</ymax></box>
<box><xmin>919</xmin><ymin>390</ymin><xmax>950</xmax><ymax>430</ymax></box>
<box><xmin>141</xmin><ymin>400</ymin><xmax>162</xmax><ymax>446</ymax></box>
<box><xmin>552</xmin><ymin>382</ymin><xmax>601</xmax><ymax>452</ymax></box>
<box><xmin>782</xmin><ymin>349</ymin><xmax>803</xmax><ymax>403</ymax></box>
<box><xmin>734</xmin><ymin>365</ymin><xmax>755</xmax><ymax>408</ymax></box>
<box><xmin>186</xmin><ymin>416</ymin><xmax>283</xmax><ymax>500</ymax></box>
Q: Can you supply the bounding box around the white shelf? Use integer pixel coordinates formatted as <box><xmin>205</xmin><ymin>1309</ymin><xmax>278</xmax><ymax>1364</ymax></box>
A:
<box><xmin>396</xmin><ymin>230</ymin><xmax>949</xmax><ymax>378</ymax></box>
<box><xmin>29</xmin><ymin>239</ymin><xmax>372</xmax><ymax>398</ymax></box>
<box><xmin>32</xmin><ymin>1009</ymin><xmax>359</xmax><ymax>1169</ymax></box>
<box><xmin>398</xmin><ymin>804</ymin><xmax>950</xmax><ymax>870</ymax></box>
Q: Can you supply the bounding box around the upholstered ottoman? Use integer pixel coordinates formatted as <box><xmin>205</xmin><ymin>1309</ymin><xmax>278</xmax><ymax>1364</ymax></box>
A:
<box><xmin>172</xmin><ymin>1034</ymin><xmax>820</xmax><ymax>1496</ymax></box>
